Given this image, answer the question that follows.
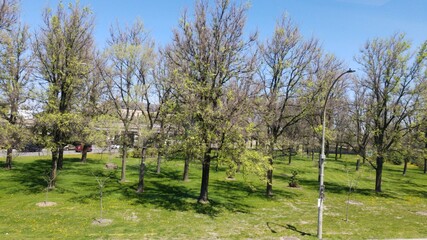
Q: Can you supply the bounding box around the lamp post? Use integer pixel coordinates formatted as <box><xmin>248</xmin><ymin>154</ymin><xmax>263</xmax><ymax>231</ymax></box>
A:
<box><xmin>317</xmin><ymin>68</ymin><xmax>355</xmax><ymax>239</ymax></box>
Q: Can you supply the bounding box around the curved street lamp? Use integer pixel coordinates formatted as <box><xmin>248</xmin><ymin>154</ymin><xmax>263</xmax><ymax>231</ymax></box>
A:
<box><xmin>318</xmin><ymin>68</ymin><xmax>355</xmax><ymax>239</ymax></box>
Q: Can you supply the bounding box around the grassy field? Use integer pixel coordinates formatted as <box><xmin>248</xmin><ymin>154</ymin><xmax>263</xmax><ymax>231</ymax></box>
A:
<box><xmin>0</xmin><ymin>151</ymin><xmax>426</xmax><ymax>239</ymax></box>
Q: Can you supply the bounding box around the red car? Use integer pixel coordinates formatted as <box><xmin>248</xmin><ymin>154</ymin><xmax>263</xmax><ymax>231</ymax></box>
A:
<box><xmin>75</xmin><ymin>144</ymin><xmax>92</xmax><ymax>152</ymax></box>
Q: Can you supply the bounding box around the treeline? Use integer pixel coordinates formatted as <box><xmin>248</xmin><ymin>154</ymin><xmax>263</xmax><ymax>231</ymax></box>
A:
<box><xmin>1</xmin><ymin>0</ymin><xmax>427</xmax><ymax>202</ymax></box>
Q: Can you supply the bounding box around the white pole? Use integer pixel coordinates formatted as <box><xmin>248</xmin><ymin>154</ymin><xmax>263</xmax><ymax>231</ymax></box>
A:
<box><xmin>317</xmin><ymin>69</ymin><xmax>355</xmax><ymax>239</ymax></box>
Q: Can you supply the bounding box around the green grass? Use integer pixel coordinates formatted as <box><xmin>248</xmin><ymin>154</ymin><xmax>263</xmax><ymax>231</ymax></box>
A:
<box><xmin>0</xmin><ymin>152</ymin><xmax>426</xmax><ymax>239</ymax></box>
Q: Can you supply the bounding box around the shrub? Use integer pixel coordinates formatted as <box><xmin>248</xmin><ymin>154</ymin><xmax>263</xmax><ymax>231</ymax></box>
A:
<box><xmin>130</xmin><ymin>147</ymin><xmax>158</xmax><ymax>158</ymax></box>
<box><xmin>288</xmin><ymin>170</ymin><xmax>299</xmax><ymax>188</ymax></box>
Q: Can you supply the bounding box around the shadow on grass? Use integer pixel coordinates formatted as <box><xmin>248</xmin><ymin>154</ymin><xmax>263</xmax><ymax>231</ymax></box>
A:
<box><xmin>267</xmin><ymin>222</ymin><xmax>314</xmax><ymax>237</ymax></box>
<box><xmin>67</xmin><ymin>170</ymin><xmax>122</xmax><ymax>204</ymax></box>
<box><xmin>124</xmin><ymin>180</ymin><xmax>253</xmax><ymax>218</ymax></box>
<box><xmin>298</xmin><ymin>179</ymin><xmax>401</xmax><ymax>199</ymax></box>
<box><xmin>9</xmin><ymin>159</ymin><xmax>51</xmax><ymax>194</ymax></box>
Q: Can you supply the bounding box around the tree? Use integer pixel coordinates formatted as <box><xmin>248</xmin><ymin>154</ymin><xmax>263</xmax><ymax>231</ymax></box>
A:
<box><xmin>134</xmin><ymin>51</ymin><xmax>173</xmax><ymax>193</ymax></box>
<box><xmin>33</xmin><ymin>2</ymin><xmax>94</xmax><ymax>187</ymax></box>
<box><xmin>166</xmin><ymin>0</ymin><xmax>257</xmax><ymax>203</ymax></box>
<box><xmin>257</xmin><ymin>15</ymin><xmax>323</xmax><ymax>196</ymax></box>
<box><xmin>343</xmin><ymin>76</ymin><xmax>373</xmax><ymax>165</ymax></box>
<box><xmin>355</xmin><ymin>34</ymin><xmax>427</xmax><ymax>192</ymax></box>
<box><xmin>75</xmin><ymin>52</ymin><xmax>109</xmax><ymax>163</ymax></box>
<box><xmin>100</xmin><ymin>19</ymin><xmax>155</xmax><ymax>183</ymax></box>
<box><xmin>0</xmin><ymin>0</ymin><xmax>17</xmax><ymax>32</ymax></box>
<box><xmin>151</xmin><ymin>53</ymin><xmax>173</xmax><ymax>175</ymax></box>
<box><xmin>0</xmin><ymin>22</ymin><xmax>32</xmax><ymax>169</ymax></box>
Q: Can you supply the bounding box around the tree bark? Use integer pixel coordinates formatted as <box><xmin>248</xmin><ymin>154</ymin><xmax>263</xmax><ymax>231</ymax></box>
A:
<box><xmin>50</xmin><ymin>150</ymin><xmax>58</xmax><ymax>188</ymax></box>
<box><xmin>136</xmin><ymin>147</ymin><xmax>147</xmax><ymax>193</ymax></box>
<box><xmin>183</xmin><ymin>155</ymin><xmax>191</xmax><ymax>181</ymax></box>
<box><xmin>81</xmin><ymin>145</ymin><xmax>88</xmax><ymax>163</ymax></box>
<box><xmin>339</xmin><ymin>145</ymin><xmax>343</xmax><ymax>158</ymax></box>
<box><xmin>266</xmin><ymin>157</ymin><xmax>273</xmax><ymax>196</ymax></box>
<box><xmin>58</xmin><ymin>148</ymin><xmax>64</xmax><ymax>169</ymax></box>
<box><xmin>403</xmin><ymin>158</ymin><xmax>408</xmax><ymax>176</ymax></box>
<box><xmin>311</xmin><ymin>149</ymin><xmax>315</xmax><ymax>162</ymax></box>
<box><xmin>156</xmin><ymin>150</ymin><xmax>162</xmax><ymax>174</ymax></box>
<box><xmin>424</xmin><ymin>158</ymin><xmax>427</xmax><ymax>174</ymax></box>
<box><xmin>5</xmin><ymin>147</ymin><xmax>13</xmax><ymax>169</ymax></box>
<box><xmin>288</xmin><ymin>147</ymin><xmax>292</xmax><ymax>165</ymax></box>
<box><xmin>198</xmin><ymin>150</ymin><xmax>211</xmax><ymax>203</ymax></box>
<box><xmin>375</xmin><ymin>156</ymin><xmax>383</xmax><ymax>192</ymax></box>
<box><xmin>356</xmin><ymin>159</ymin><xmax>360</xmax><ymax>171</ymax></box>
<box><xmin>120</xmin><ymin>145</ymin><xmax>127</xmax><ymax>182</ymax></box>
<box><xmin>326</xmin><ymin>140</ymin><xmax>330</xmax><ymax>157</ymax></box>
<box><xmin>335</xmin><ymin>142</ymin><xmax>339</xmax><ymax>161</ymax></box>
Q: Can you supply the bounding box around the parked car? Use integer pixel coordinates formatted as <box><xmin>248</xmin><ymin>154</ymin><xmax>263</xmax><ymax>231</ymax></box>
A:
<box><xmin>63</xmin><ymin>144</ymin><xmax>76</xmax><ymax>151</ymax></box>
<box><xmin>75</xmin><ymin>144</ymin><xmax>92</xmax><ymax>152</ymax></box>
<box><xmin>22</xmin><ymin>144</ymin><xmax>43</xmax><ymax>152</ymax></box>
<box><xmin>111</xmin><ymin>144</ymin><xmax>120</xmax><ymax>149</ymax></box>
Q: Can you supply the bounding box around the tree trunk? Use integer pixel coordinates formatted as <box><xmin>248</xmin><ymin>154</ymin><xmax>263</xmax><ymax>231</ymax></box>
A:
<box><xmin>50</xmin><ymin>150</ymin><xmax>59</xmax><ymax>188</ymax></box>
<box><xmin>375</xmin><ymin>156</ymin><xmax>383</xmax><ymax>192</ymax></box>
<box><xmin>288</xmin><ymin>147</ymin><xmax>292</xmax><ymax>165</ymax></box>
<box><xmin>81</xmin><ymin>145</ymin><xmax>88</xmax><ymax>163</ymax></box>
<box><xmin>183</xmin><ymin>155</ymin><xmax>191</xmax><ymax>181</ymax></box>
<box><xmin>137</xmin><ymin>147</ymin><xmax>147</xmax><ymax>193</ymax></box>
<box><xmin>236</xmin><ymin>161</ymin><xmax>241</xmax><ymax>173</ymax></box>
<box><xmin>403</xmin><ymin>158</ymin><xmax>408</xmax><ymax>176</ymax></box>
<box><xmin>335</xmin><ymin>142</ymin><xmax>338</xmax><ymax>161</ymax></box>
<box><xmin>120</xmin><ymin>145</ymin><xmax>127</xmax><ymax>182</ymax></box>
<box><xmin>198</xmin><ymin>150</ymin><xmax>211</xmax><ymax>203</ymax></box>
<box><xmin>339</xmin><ymin>145</ymin><xmax>343</xmax><ymax>158</ymax></box>
<box><xmin>326</xmin><ymin>141</ymin><xmax>330</xmax><ymax>157</ymax></box>
<box><xmin>58</xmin><ymin>147</ymin><xmax>64</xmax><ymax>170</ymax></box>
<box><xmin>356</xmin><ymin>159</ymin><xmax>360</xmax><ymax>171</ymax></box>
<box><xmin>424</xmin><ymin>158</ymin><xmax>427</xmax><ymax>174</ymax></box>
<box><xmin>266</xmin><ymin>157</ymin><xmax>273</xmax><ymax>197</ymax></box>
<box><xmin>311</xmin><ymin>149</ymin><xmax>315</xmax><ymax>162</ymax></box>
<box><xmin>156</xmin><ymin>150</ymin><xmax>162</xmax><ymax>174</ymax></box>
<box><xmin>5</xmin><ymin>147</ymin><xmax>13</xmax><ymax>169</ymax></box>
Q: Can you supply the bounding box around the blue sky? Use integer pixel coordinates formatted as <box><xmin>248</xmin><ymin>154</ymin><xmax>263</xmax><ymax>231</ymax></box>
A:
<box><xmin>20</xmin><ymin>0</ymin><xmax>427</xmax><ymax>69</ymax></box>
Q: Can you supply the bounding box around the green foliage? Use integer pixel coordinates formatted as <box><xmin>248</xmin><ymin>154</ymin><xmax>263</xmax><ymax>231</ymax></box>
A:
<box><xmin>288</xmin><ymin>170</ymin><xmax>299</xmax><ymax>188</ymax></box>
<box><xmin>387</xmin><ymin>150</ymin><xmax>404</xmax><ymax>165</ymax></box>
<box><xmin>34</xmin><ymin>112</ymin><xmax>82</xmax><ymax>149</ymax></box>
<box><xmin>129</xmin><ymin>147</ymin><xmax>157</xmax><ymax>158</ymax></box>
<box><xmin>0</xmin><ymin>122</ymin><xmax>30</xmax><ymax>149</ymax></box>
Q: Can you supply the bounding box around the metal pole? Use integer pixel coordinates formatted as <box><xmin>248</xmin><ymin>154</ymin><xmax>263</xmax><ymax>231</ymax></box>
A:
<box><xmin>317</xmin><ymin>105</ymin><xmax>327</xmax><ymax>239</ymax></box>
<box><xmin>317</xmin><ymin>69</ymin><xmax>355</xmax><ymax>239</ymax></box>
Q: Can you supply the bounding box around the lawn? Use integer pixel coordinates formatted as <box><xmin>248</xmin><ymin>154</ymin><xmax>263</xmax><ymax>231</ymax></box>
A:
<box><xmin>0</xmin><ymin>151</ymin><xmax>426</xmax><ymax>239</ymax></box>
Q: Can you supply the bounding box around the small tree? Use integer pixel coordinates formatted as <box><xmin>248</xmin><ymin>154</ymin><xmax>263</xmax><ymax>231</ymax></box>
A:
<box><xmin>40</xmin><ymin>169</ymin><xmax>58</xmax><ymax>206</ymax></box>
<box><xmin>93</xmin><ymin>172</ymin><xmax>111</xmax><ymax>222</ymax></box>
<box><xmin>344</xmin><ymin>163</ymin><xmax>362</xmax><ymax>222</ymax></box>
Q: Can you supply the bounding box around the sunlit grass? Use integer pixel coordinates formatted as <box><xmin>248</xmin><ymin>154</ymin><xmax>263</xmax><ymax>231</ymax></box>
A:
<box><xmin>0</xmin><ymin>152</ymin><xmax>426</xmax><ymax>239</ymax></box>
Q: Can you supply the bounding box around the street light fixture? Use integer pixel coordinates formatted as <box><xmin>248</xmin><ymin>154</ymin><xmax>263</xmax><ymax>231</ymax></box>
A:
<box><xmin>317</xmin><ymin>68</ymin><xmax>355</xmax><ymax>239</ymax></box>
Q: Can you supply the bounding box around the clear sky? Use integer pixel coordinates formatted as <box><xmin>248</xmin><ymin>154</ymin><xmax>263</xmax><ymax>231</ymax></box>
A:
<box><xmin>20</xmin><ymin>0</ymin><xmax>427</xmax><ymax>69</ymax></box>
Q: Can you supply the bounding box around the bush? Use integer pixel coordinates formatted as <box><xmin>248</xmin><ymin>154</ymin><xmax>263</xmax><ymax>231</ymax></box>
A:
<box><xmin>129</xmin><ymin>147</ymin><xmax>158</xmax><ymax>158</ymax></box>
<box><xmin>288</xmin><ymin>170</ymin><xmax>299</xmax><ymax>188</ymax></box>
<box><xmin>387</xmin><ymin>151</ymin><xmax>403</xmax><ymax>165</ymax></box>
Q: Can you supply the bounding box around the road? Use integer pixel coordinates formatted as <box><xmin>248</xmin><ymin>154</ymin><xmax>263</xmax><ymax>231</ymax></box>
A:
<box><xmin>0</xmin><ymin>146</ymin><xmax>117</xmax><ymax>157</ymax></box>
